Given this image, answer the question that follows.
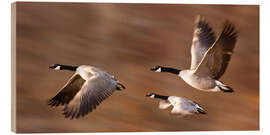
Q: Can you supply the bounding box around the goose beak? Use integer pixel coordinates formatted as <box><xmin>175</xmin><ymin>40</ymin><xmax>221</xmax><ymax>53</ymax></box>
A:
<box><xmin>145</xmin><ymin>93</ymin><xmax>151</xmax><ymax>97</ymax></box>
<box><xmin>150</xmin><ymin>67</ymin><xmax>156</xmax><ymax>71</ymax></box>
<box><xmin>150</xmin><ymin>66</ymin><xmax>161</xmax><ymax>71</ymax></box>
<box><xmin>49</xmin><ymin>64</ymin><xmax>60</xmax><ymax>70</ymax></box>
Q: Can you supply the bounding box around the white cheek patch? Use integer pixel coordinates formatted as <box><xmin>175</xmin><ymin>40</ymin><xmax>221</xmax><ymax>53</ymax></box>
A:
<box><xmin>155</xmin><ymin>68</ymin><xmax>161</xmax><ymax>72</ymax></box>
<box><xmin>54</xmin><ymin>66</ymin><xmax>61</xmax><ymax>70</ymax></box>
<box><xmin>150</xmin><ymin>95</ymin><xmax>155</xmax><ymax>98</ymax></box>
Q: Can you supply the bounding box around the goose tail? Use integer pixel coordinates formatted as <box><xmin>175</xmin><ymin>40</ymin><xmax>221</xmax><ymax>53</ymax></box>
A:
<box><xmin>116</xmin><ymin>83</ymin><xmax>126</xmax><ymax>91</ymax></box>
<box><xmin>219</xmin><ymin>85</ymin><xmax>234</xmax><ymax>92</ymax></box>
<box><xmin>215</xmin><ymin>80</ymin><xmax>234</xmax><ymax>93</ymax></box>
<box><xmin>195</xmin><ymin>104</ymin><xmax>206</xmax><ymax>114</ymax></box>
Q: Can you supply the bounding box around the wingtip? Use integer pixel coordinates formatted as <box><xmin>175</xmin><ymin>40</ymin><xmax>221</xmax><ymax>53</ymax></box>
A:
<box><xmin>47</xmin><ymin>98</ymin><xmax>57</xmax><ymax>107</ymax></box>
<box><xmin>222</xmin><ymin>89</ymin><xmax>234</xmax><ymax>93</ymax></box>
<box><xmin>194</xmin><ymin>15</ymin><xmax>205</xmax><ymax>24</ymax></box>
<box><xmin>223</xmin><ymin>21</ymin><xmax>237</xmax><ymax>32</ymax></box>
<box><xmin>198</xmin><ymin>110</ymin><xmax>207</xmax><ymax>114</ymax></box>
<box><xmin>222</xmin><ymin>21</ymin><xmax>238</xmax><ymax>39</ymax></box>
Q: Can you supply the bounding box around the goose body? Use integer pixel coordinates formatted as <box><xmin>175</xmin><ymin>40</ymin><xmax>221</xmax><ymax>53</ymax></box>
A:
<box><xmin>146</xmin><ymin>93</ymin><xmax>206</xmax><ymax>115</ymax></box>
<box><xmin>179</xmin><ymin>70</ymin><xmax>218</xmax><ymax>91</ymax></box>
<box><xmin>48</xmin><ymin>64</ymin><xmax>125</xmax><ymax>119</ymax></box>
<box><xmin>151</xmin><ymin>15</ymin><xmax>237</xmax><ymax>92</ymax></box>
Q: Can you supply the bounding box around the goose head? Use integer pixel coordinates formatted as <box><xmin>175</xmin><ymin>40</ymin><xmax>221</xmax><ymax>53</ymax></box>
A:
<box><xmin>150</xmin><ymin>66</ymin><xmax>162</xmax><ymax>72</ymax></box>
<box><xmin>49</xmin><ymin>64</ymin><xmax>78</xmax><ymax>71</ymax></box>
<box><xmin>49</xmin><ymin>64</ymin><xmax>61</xmax><ymax>70</ymax></box>
<box><xmin>146</xmin><ymin>93</ymin><xmax>156</xmax><ymax>98</ymax></box>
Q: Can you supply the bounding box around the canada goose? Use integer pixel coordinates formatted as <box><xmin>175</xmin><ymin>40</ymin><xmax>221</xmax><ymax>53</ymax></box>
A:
<box><xmin>150</xmin><ymin>15</ymin><xmax>237</xmax><ymax>92</ymax></box>
<box><xmin>146</xmin><ymin>93</ymin><xmax>206</xmax><ymax>115</ymax></box>
<box><xmin>48</xmin><ymin>64</ymin><xmax>125</xmax><ymax>119</ymax></box>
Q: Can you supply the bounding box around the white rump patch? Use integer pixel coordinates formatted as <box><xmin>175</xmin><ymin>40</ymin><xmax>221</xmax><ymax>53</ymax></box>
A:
<box><xmin>155</xmin><ymin>68</ymin><xmax>161</xmax><ymax>72</ymax></box>
<box><xmin>210</xmin><ymin>86</ymin><xmax>221</xmax><ymax>92</ymax></box>
<box><xmin>215</xmin><ymin>80</ymin><xmax>225</xmax><ymax>86</ymax></box>
<box><xmin>220</xmin><ymin>85</ymin><xmax>230</xmax><ymax>90</ymax></box>
<box><xmin>195</xmin><ymin>104</ymin><xmax>203</xmax><ymax>110</ymax></box>
<box><xmin>150</xmin><ymin>95</ymin><xmax>155</xmax><ymax>98</ymax></box>
<box><xmin>213</xmin><ymin>80</ymin><xmax>229</xmax><ymax>91</ymax></box>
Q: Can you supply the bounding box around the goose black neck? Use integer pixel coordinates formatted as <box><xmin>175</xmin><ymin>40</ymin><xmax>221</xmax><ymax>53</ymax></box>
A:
<box><xmin>154</xmin><ymin>94</ymin><xmax>169</xmax><ymax>100</ymax></box>
<box><xmin>161</xmin><ymin>67</ymin><xmax>181</xmax><ymax>75</ymax></box>
<box><xmin>59</xmin><ymin>65</ymin><xmax>78</xmax><ymax>71</ymax></box>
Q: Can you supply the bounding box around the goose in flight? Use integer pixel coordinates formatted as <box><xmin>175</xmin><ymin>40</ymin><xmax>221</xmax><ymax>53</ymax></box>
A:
<box><xmin>150</xmin><ymin>15</ymin><xmax>238</xmax><ymax>92</ymax></box>
<box><xmin>146</xmin><ymin>93</ymin><xmax>206</xmax><ymax>115</ymax></box>
<box><xmin>48</xmin><ymin>64</ymin><xmax>125</xmax><ymax>119</ymax></box>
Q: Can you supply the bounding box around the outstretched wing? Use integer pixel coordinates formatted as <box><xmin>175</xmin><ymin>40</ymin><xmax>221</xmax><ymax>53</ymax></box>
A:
<box><xmin>194</xmin><ymin>21</ymin><xmax>238</xmax><ymax>79</ymax></box>
<box><xmin>48</xmin><ymin>73</ymin><xmax>86</xmax><ymax>107</ymax></box>
<box><xmin>62</xmin><ymin>75</ymin><xmax>117</xmax><ymax>119</ymax></box>
<box><xmin>190</xmin><ymin>15</ymin><xmax>216</xmax><ymax>70</ymax></box>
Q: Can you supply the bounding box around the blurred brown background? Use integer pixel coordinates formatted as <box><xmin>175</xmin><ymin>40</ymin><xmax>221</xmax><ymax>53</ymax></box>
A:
<box><xmin>13</xmin><ymin>2</ymin><xmax>259</xmax><ymax>133</ymax></box>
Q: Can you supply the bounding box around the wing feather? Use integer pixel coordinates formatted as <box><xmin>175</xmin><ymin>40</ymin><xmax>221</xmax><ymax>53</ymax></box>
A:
<box><xmin>62</xmin><ymin>75</ymin><xmax>117</xmax><ymax>119</ymax></box>
<box><xmin>190</xmin><ymin>15</ymin><xmax>216</xmax><ymax>69</ymax></box>
<box><xmin>48</xmin><ymin>74</ymin><xmax>86</xmax><ymax>107</ymax></box>
<box><xmin>194</xmin><ymin>21</ymin><xmax>238</xmax><ymax>79</ymax></box>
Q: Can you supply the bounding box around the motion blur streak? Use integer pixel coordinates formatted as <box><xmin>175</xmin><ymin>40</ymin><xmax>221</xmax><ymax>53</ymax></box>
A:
<box><xmin>14</xmin><ymin>2</ymin><xmax>259</xmax><ymax>133</ymax></box>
